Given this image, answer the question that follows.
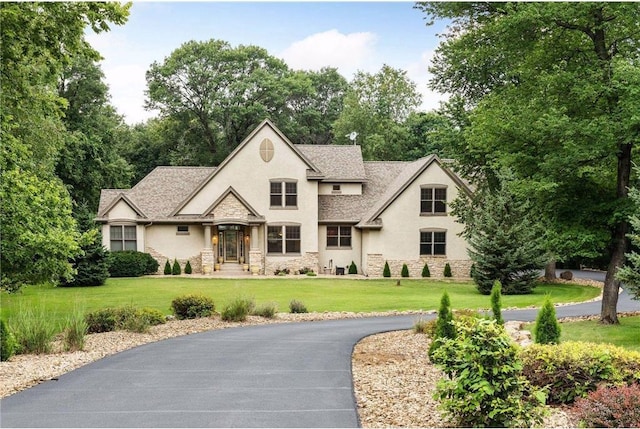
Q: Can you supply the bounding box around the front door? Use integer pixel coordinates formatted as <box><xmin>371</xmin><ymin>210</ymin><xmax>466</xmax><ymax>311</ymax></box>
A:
<box><xmin>224</xmin><ymin>230</ymin><xmax>238</xmax><ymax>262</ymax></box>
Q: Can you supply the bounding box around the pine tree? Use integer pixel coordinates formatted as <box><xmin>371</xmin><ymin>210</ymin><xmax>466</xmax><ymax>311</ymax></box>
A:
<box><xmin>60</xmin><ymin>231</ymin><xmax>109</xmax><ymax>287</ymax></box>
<box><xmin>616</xmin><ymin>172</ymin><xmax>640</xmax><ymax>299</ymax></box>
<box><xmin>429</xmin><ymin>291</ymin><xmax>456</xmax><ymax>359</ymax></box>
<box><xmin>184</xmin><ymin>260</ymin><xmax>192</xmax><ymax>274</ymax></box>
<box><xmin>444</xmin><ymin>263</ymin><xmax>452</xmax><ymax>278</ymax></box>
<box><xmin>172</xmin><ymin>259</ymin><xmax>181</xmax><ymax>275</ymax></box>
<box><xmin>534</xmin><ymin>295</ymin><xmax>561</xmax><ymax>344</ymax></box>
<box><xmin>401</xmin><ymin>263</ymin><xmax>409</xmax><ymax>277</ymax></box>
<box><xmin>348</xmin><ymin>261</ymin><xmax>357</xmax><ymax>274</ymax></box>
<box><xmin>383</xmin><ymin>261</ymin><xmax>391</xmax><ymax>277</ymax></box>
<box><xmin>422</xmin><ymin>263</ymin><xmax>431</xmax><ymax>277</ymax></box>
<box><xmin>164</xmin><ymin>260</ymin><xmax>172</xmax><ymax>275</ymax></box>
<box><xmin>490</xmin><ymin>280</ymin><xmax>504</xmax><ymax>325</ymax></box>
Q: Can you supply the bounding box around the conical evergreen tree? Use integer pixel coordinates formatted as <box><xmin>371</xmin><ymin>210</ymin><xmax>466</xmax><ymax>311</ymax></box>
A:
<box><xmin>534</xmin><ymin>295</ymin><xmax>561</xmax><ymax>344</ymax></box>
<box><xmin>429</xmin><ymin>291</ymin><xmax>455</xmax><ymax>359</ymax></box>
<box><xmin>490</xmin><ymin>280</ymin><xmax>504</xmax><ymax>325</ymax></box>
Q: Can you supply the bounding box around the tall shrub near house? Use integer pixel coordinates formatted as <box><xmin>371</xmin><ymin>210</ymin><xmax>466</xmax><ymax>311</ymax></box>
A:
<box><xmin>184</xmin><ymin>260</ymin><xmax>192</xmax><ymax>274</ymax></box>
<box><xmin>60</xmin><ymin>230</ymin><xmax>109</xmax><ymax>287</ymax></box>
<box><xmin>401</xmin><ymin>263</ymin><xmax>409</xmax><ymax>277</ymax></box>
<box><xmin>534</xmin><ymin>295</ymin><xmax>561</xmax><ymax>344</ymax></box>
<box><xmin>348</xmin><ymin>261</ymin><xmax>357</xmax><ymax>274</ymax></box>
<box><xmin>443</xmin><ymin>262</ymin><xmax>452</xmax><ymax>277</ymax></box>
<box><xmin>428</xmin><ymin>291</ymin><xmax>455</xmax><ymax>359</ymax></box>
<box><xmin>422</xmin><ymin>263</ymin><xmax>430</xmax><ymax>277</ymax></box>
<box><xmin>164</xmin><ymin>260</ymin><xmax>171</xmax><ymax>275</ymax></box>
<box><xmin>172</xmin><ymin>259</ymin><xmax>181</xmax><ymax>275</ymax></box>
<box><xmin>383</xmin><ymin>261</ymin><xmax>391</xmax><ymax>277</ymax></box>
<box><xmin>490</xmin><ymin>280</ymin><xmax>504</xmax><ymax>325</ymax></box>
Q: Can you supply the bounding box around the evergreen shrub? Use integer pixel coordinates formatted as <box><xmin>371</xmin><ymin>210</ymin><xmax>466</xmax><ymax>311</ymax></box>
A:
<box><xmin>428</xmin><ymin>291</ymin><xmax>455</xmax><ymax>359</ymax></box>
<box><xmin>171</xmin><ymin>294</ymin><xmax>214</xmax><ymax>319</ymax></box>
<box><xmin>61</xmin><ymin>234</ymin><xmax>109</xmax><ymax>286</ymax></box>
<box><xmin>108</xmin><ymin>251</ymin><xmax>159</xmax><ymax>277</ymax></box>
<box><xmin>164</xmin><ymin>260</ymin><xmax>172</xmax><ymax>275</ymax></box>
<box><xmin>431</xmin><ymin>318</ymin><xmax>545</xmax><ymax>427</ymax></box>
<box><xmin>520</xmin><ymin>342</ymin><xmax>640</xmax><ymax>404</ymax></box>
<box><xmin>383</xmin><ymin>261</ymin><xmax>391</xmax><ymax>277</ymax></box>
<box><xmin>172</xmin><ymin>259</ymin><xmax>181</xmax><ymax>275</ymax></box>
<box><xmin>401</xmin><ymin>263</ymin><xmax>409</xmax><ymax>277</ymax></box>
<box><xmin>348</xmin><ymin>261</ymin><xmax>357</xmax><ymax>274</ymax></box>
<box><xmin>572</xmin><ymin>384</ymin><xmax>640</xmax><ymax>428</ymax></box>
<box><xmin>443</xmin><ymin>262</ymin><xmax>452</xmax><ymax>277</ymax></box>
<box><xmin>184</xmin><ymin>260</ymin><xmax>192</xmax><ymax>274</ymax></box>
<box><xmin>534</xmin><ymin>295</ymin><xmax>560</xmax><ymax>344</ymax></box>
<box><xmin>1</xmin><ymin>319</ymin><xmax>16</xmax><ymax>361</ymax></box>
<box><xmin>490</xmin><ymin>280</ymin><xmax>504</xmax><ymax>325</ymax></box>
<box><xmin>421</xmin><ymin>263</ymin><xmax>430</xmax><ymax>277</ymax></box>
<box><xmin>221</xmin><ymin>297</ymin><xmax>255</xmax><ymax>322</ymax></box>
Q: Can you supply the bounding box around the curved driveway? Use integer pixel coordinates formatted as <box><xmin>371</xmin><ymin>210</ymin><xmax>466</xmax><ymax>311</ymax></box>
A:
<box><xmin>2</xmin><ymin>271</ymin><xmax>638</xmax><ymax>428</ymax></box>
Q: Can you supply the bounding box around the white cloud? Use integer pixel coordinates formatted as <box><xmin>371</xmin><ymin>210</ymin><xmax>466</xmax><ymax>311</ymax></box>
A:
<box><xmin>279</xmin><ymin>29</ymin><xmax>378</xmax><ymax>78</ymax></box>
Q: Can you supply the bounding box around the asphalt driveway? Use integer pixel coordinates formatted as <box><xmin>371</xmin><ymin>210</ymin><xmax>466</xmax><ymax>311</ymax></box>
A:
<box><xmin>1</xmin><ymin>271</ymin><xmax>638</xmax><ymax>428</ymax></box>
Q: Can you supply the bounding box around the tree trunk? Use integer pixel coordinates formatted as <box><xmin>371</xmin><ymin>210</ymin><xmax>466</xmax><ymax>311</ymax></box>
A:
<box><xmin>600</xmin><ymin>143</ymin><xmax>632</xmax><ymax>324</ymax></box>
<box><xmin>544</xmin><ymin>260</ymin><xmax>556</xmax><ymax>281</ymax></box>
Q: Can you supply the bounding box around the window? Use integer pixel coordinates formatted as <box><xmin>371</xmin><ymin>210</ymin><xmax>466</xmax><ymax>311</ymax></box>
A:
<box><xmin>110</xmin><ymin>225</ymin><xmax>137</xmax><ymax>251</ymax></box>
<box><xmin>267</xmin><ymin>225</ymin><xmax>301</xmax><ymax>254</ymax></box>
<box><xmin>326</xmin><ymin>226</ymin><xmax>352</xmax><ymax>248</ymax></box>
<box><xmin>332</xmin><ymin>184</ymin><xmax>341</xmax><ymax>192</ymax></box>
<box><xmin>270</xmin><ymin>180</ymin><xmax>297</xmax><ymax>208</ymax></box>
<box><xmin>176</xmin><ymin>225</ymin><xmax>189</xmax><ymax>234</ymax></box>
<box><xmin>420</xmin><ymin>230</ymin><xmax>446</xmax><ymax>256</ymax></box>
<box><xmin>421</xmin><ymin>187</ymin><xmax>447</xmax><ymax>214</ymax></box>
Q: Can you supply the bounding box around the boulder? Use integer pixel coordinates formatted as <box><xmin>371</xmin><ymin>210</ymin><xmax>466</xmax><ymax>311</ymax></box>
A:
<box><xmin>560</xmin><ymin>270</ymin><xmax>573</xmax><ymax>280</ymax></box>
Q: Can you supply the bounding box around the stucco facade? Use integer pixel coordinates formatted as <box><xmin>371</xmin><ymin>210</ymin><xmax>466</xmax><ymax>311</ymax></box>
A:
<box><xmin>97</xmin><ymin>119</ymin><xmax>472</xmax><ymax>277</ymax></box>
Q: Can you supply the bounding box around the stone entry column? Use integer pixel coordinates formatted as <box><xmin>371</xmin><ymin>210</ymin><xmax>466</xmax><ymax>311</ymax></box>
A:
<box><xmin>201</xmin><ymin>224</ymin><xmax>214</xmax><ymax>274</ymax></box>
<box><xmin>248</xmin><ymin>225</ymin><xmax>263</xmax><ymax>275</ymax></box>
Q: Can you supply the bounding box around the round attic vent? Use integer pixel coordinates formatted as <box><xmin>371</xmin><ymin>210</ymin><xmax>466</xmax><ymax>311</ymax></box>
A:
<box><xmin>259</xmin><ymin>138</ymin><xmax>274</xmax><ymax>162</ymax></box>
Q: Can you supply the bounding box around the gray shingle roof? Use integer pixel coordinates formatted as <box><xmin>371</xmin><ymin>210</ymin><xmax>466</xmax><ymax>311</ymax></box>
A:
<box><xmin>296</xmin><ymin>145</ymin><xmax>366</xmax><ymax>182</ymax></box>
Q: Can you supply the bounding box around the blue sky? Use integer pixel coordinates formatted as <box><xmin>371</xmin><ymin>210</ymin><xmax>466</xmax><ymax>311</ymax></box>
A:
<box><xmin>86</xmin><ymin>2</ymin><xmax>448</xmax><ymax>124</ymax></box>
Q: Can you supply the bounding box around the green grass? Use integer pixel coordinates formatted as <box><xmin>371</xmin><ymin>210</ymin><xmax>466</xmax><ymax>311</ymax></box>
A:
<box><xmin>1</xmin><ymin>277</ymin><xmax>599</xmax><ymax>331</ymax></box>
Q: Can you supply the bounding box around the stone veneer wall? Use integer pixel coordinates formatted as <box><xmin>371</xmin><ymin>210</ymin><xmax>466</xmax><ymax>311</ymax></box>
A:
<box><xmin>212</xmin><ymin>194</ymin><xmax>248</xmax><ymax>219</ymax></box>
<box><xmin>264</xmin><ymin>252</ymin><xmax>319</xmax><ymax>276</ymax></box>
<box><xmin>249</xmin><ymin>249</ymin><xmax>263</xmax><ymax>274</ymax></box>
<box><xmin>366</xmin><ymin>253</ymin><xmax>472</xmax><ymax>278</ymax></box>
<box><xmin>146</xmin><ymin>246</ymin><xmax>203</xmax><ymax>274</ymax></box>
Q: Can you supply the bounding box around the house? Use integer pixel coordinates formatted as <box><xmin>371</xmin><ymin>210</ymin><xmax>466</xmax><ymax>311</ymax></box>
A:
<box><xmin>97</xmin><ymin>119</ymin><xmax>473</xmax><ymax>277</ymax></box>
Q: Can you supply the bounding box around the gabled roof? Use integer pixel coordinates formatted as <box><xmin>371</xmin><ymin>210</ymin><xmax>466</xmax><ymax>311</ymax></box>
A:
<box><xmin>97</xmin><ymin>191</ymin><xmax>147</xmax><ymax>219</ymax></box>
<box><xmin>170</xmin><ymin>119</ymin><xmax>323</xmax><ymax>216</ymax></box>
<box><xmin>201</xmin><ymin>186</ymin><xmax>263</xmax><ymax>221</ymax></box>
<box><xmin>296</xmin><ymin>145</ymin><xmax>366</xmax><ymax>182</ymax></box>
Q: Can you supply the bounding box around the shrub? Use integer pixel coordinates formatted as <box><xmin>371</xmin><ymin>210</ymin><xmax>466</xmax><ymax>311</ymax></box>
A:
<box><xmin>1</xmin><ymin>319</ymin><xmax>16</xmax><ymax>361</ymax></box>
<box><xmin>383</xmin><ymin>261</ymin><xmax>391</xmax><ymax>277</ymax></box>
<box><xmin>184</xmin><ymin>260</ymin><xmax>192</xmax><ymax>274</ymax></box>
<box><xmin>520</xmin><ymin>342</ymin><xmax>640</xmax><ymax>404</ymax></box>
<box><xmin>401</xmin><ymin>263</ymin><xmax>409</xmax><ymax>277</ymax></box>
<box><xmin>137</xmin><ymin>307</ymin><xmax>166</xmax><ymax>326</ymax></box>
<box><xmin>490</xmin><ymin>280</ymin><xmax>504</xmax><ymax>325</ymax></box>
<box><xmin>349</xmin><ymin>261</ymin><xmax>357</xmax><ymax>274</ymax></box>
<box><xmin>306</xmin><ymin>271</ymin><xmax>317</xmax><ymax>277</ymax></box>
<box><xmin>422</xmin><ymin>263</ymin><xmax>430</xmax><ymax>278</ymax></box>
<box><xmin>431</xmin><ymin>318</ymin><xmax>545</xmax><ymax>427</ymax></box>
<box><xmin>534</xmin><ymin>295</ymin><xmax>560</xmax><ymax>344</ymax></box>
<box><xmin>413</xmin><ymin>317</ymin><xmax>436</xmax><ymax>335</ymax></box>
<box><xmin>221</xmin><ymin>297</ymin><xmax>255</xmax><ymax>322</ymax></box>
<box><xmin>61</xmin><ymin>233</ymin><xmax>109</xmax><ymax>287</ymax></box>
<box><xmin>572</xmin><ymin>384</ymin><xmax>640</xmax><ymax>428</ymax></box>
<box><xmin>252</xmin><ymin>302</ymin><xmax>278</xmax><ymax>319</ymax></box>
<box><xmin>428</xmin><ymin>291</ymin><xmax>455</xmax><ymax>359</ymax></box>
<box><xmin>85</xmin><ymin>308</ymin><xmax>119</xmax><ymax>333</ymax></box>
<box><xmin>443</xmin><ymin>262</ymin><xmax>452</xmax><ymax>277</ymax></box>
<box><xmin>164</xmin><ymin>260</ymin><xmax>172</xmax><ymax>275</ymax></box>
<box><xmin>12</xmin><ymin>306</ymin><xmax>57</xmax><ymax>354</ymax></box>
<box><xmin>63</xmin><ymin>310</ymin><xmax>88</xmax><ymax>352</ymax></box>
<box><xmin>289</xmin><ymin>299</ymin><xmax>308</xmax><ymax>314</ymax></box>
<box><xmin>171</xmin><ymin>294</ymin><xmax>214</xmax><ymax>319</ymax></box>
<box><xmin>172</xmin><ymin>259</ymin><xmax>181</xmax><ymax>275</ymax></box>
<box><xmin>108</xmin><ymin>251</ymin><xmax>159</xmax><ymax>277</ymax></box>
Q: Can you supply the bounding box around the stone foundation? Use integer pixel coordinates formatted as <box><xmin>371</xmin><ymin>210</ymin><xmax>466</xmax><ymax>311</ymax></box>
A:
<box><xmin>366</xmin><ymin>253</ymin><xmax>472</xmax><ymax>279</ymax></box>
<box><xmin>249</xmin><ymin>249</ymin><xmax>263</xmax><ymax>275</ymax></box>
<box><xmin>264</xmin><ymin>252</ymin><xmax>319</xmax><ymax>276</ymax></box>
<box><xmin>146</xmin><ymin>246</ymin><xmax>204</xmax><ymax>274</ymax></box>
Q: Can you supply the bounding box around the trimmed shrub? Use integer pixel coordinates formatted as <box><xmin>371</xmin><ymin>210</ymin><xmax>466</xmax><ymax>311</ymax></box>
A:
<box><xmin>252</xmin><ymin>302</ymin><xmax>278</xmax><ymax>319</ymax></box>
<box><xmin>428</xmin><ymin>291</ymin><xmax>455</xmax><ymax>359</ymax></box>
<box><xmin>108</xmin><ymin>251</ymin><xmax>159</xmax><ymax>277</ymax></box>
<box><xmin>63</xmin><ymin>310</ymin><xmax>88</xmax><ymax>351</ymax></box>
<box><xmin>164</xmin><ymin>260</ymin><xmax>172</xmax><ymax>275</ymax></box>
<box><xmin>534</xmin><ymin>295</ymin><xmax>560</xmax><ymax>344</ymax></box>
<box><xmin>85</xmin><ymin>308</ymin><xmax>118</xmax><ymax>333</ymax></box>
<box><xmin>171</xmin><ymin>294</ymin><xmax>214</xmax><ymax>320</ymax></box>
<box><xmin>85</xmin><ymin>306</ymin><xmax>164</xmax><ymax>334</ymax></box>
<box><xmin>221</xmin><ymin>297</ymin><xmax>255</xmax><ymax>322</ymax></box>
<box><xmin>490</xmin><ymin>280</ymin><xmax>504</xmax><ymax>325</ymax></box>
<box><xmin>421</xmin><ymin>263</ymin><xmax>431</xmax><ymax>278</ymax></box>
<box><xmin>443</xmin><ymin>262</ymin><xmax>452</xmax><ymax>277</ymax></box>
<box><xmin>1</xmin><ymin>319</ymin><xmax>16</xmax><ymax>361</ymax></box>
<box><xmin>431</xmin><ymin>318</ymin><xmax>545</xmax><ymax>427</ymax></box>
<box><xmin>172</xmin><ymin>259</ymin><xmax>181</xmax><ymax>275</ymax></box>
<box><xmin>137</xmin><ymin>307</ymin><xmax>166</xmax><ymax>326</ymax></box>
<box><xmin>383</xmin><ymin>261</ymin><xmax>391</xmax><ymax>277</ymax></box>
<box><xmin>401</xmin><ymin>263</ymin><xmax>409</xmax><ymax>277</ymax></box>
<box><xmin>520</xmin><ymin>341</ymin><xmax>640</xmax><ymax>404</ymax></box>
<box><xmin>12</xmin><ymin>306</ymin><xmax>57</xmax><ymax>354</ymax></box>
<box><xmin>289</xmin><ymin>299</ymin><xmax>308</xmax><ymax>314</ymax></box>
<box><xmin>572</xmin><ymin>383</ymin><xmax>640</xmax><ymax>428</ymax></box>
<box><xmin>413</xmin><ymin>317</ymin><xmax>436</xmax><ymax>335</ymax></box>
<box><xmin>349</xmin><ymin>261</ymin><xmax>357</xmax><ymax>274</ymax></box>
<box><xmin>184</xmin><ymin>260</ymin><xmax>192</xmax><ymax>274</ymax></box>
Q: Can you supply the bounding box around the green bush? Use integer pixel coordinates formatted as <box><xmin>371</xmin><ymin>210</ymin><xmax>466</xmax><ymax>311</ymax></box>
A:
<box><xmin>349</xmin><ymin>261</ymin><xmax>357</xmax><ymax>274</ymax></box>
<box><xmin>572</xmin><ymin>384</ymin><xmax>640</xmax><ymax>428</ymax></box>
<box><xmin>401</xmin><ymin>263</ymin><xmax>409</xmax><ymax>277</ymax></box>
<box><xmin>534</xmin><ymin>295</ymin><xmax>560</xmax><ymax>344</ymax></box>
<box><xmin>184</xmin><ymin>260</ymin><xmax>192</xmax><ymax>274</ymax></box>
<box><xmin>289</xmin><ymin>299</ymin><xmax>308</xmax><ymax>314</ymax></box>
<box><xmin>252</xmin><ymin>302</ymin><xmax>278</xmax><ymax>318</ymax></box>
<box><xmin>137</xmin><ymin>307</ymin><xmax>166</xmax><ymax>326</ymax></box>
<box><xmin>221</xmin><ymin>297</ymin><xmax>255</xmax><ymax>322</ymax></box>
<box><xmin>444</xmin><ymin>262</ymin><xmax>452</xmax><ymax>277</ymax></box>
<box><xmin>171</xmin><ymin>294</ymin><xmax>215</xmax><ymax>319</ymax></box>
<box><xmin>84</xmin><ymin>306</ymin><xmax>164</xmax><ymax>334</ymax></box>
<box><xmin>490</xmin><ymin>280</ymin><xmax>504</xmax><ymax>325</ymax></box>
<box><xmin>63</xmin><ymin>310</ymin><xmax>88</xmax><ymax>352</ymax></box>
<box><xmin>383</xmin><ymin>261</ymin><xmax>391</xmax><ymax>277</ymax></box>
<box><xmin>12</xmin><ymin>306</ymin><xmax>57</xmax><ymax>354</ymax></box>
<box><xmin>172</xmin><ymin>259</ymin><xmax>181</xmax><ymax>275</ymax></box>
<box><xmin>421</xmin><ymin>263</ymin><xmax>430</xmax><ymax>278</ymax></box>
<box><xmin>61</xmin><ymin>234</ymin><xmax>110</xmax><ymax>287</ymax></box>
<box><xmin>431</xmin><ymin>318</ymin><xmax>545</xmax><ymax>427</ymax></box>
<box><xmin>85</xmin><ymin>308</ymin><xmax>118</xmax><ymax>333</ymax></box>
<box><xmin>1</xmin><ymin>319</ymin><xmax>16</xmax><ymax>361</ymax></box>
<box><xmin>164</xmin><ymin>260</ymin><xmax>172</xmax><ymax>275</ymax></box>
<box><xmin>108</xmin><ymin>251</ymin><xmax>159</xmax><ymax>277</ymax></box>
<box><xmin>520</xmin><ymin>342</ymin><xmax>640</xmax><ymax>404</ymax></box>
<box><xmin>428</xmin><ymin>291</ymin><xmax>455</xmax><ymax>359</ymax></box>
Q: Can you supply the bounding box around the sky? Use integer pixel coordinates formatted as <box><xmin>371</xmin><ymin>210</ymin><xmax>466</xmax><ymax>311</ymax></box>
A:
<box><xmin>86</xmin><ymin>1</ymin><xmax>449</xmax><ymax>124</ymax></box>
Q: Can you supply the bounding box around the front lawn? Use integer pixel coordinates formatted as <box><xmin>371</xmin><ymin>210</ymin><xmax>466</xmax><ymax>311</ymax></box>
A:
<box><xmin>1</xmin><ymin>277</ymin><xmax>599</xmax><ymax>330</ymax></box>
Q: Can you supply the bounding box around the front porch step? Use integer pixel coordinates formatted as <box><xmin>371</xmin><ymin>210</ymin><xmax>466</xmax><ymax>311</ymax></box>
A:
<box><xmin>217</xmin><ymin>263</ymin><xmax>250</xmax><ymax>275</ymax></box>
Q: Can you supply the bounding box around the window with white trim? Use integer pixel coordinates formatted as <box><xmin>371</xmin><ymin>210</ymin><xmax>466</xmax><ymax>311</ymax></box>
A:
<box><xmin>110</xmin><ymin>225</ymin><xmax>137</xmax><ymax>251</ymax></box>
<box><xmin>421</xmin><ymin>186</ymin><xmax>446</xmax><ymax>214</ymax></box>
<box><xmin>420</xmin><ymin>230</ymin><xmax>446</xmax><ymax>256</ymax></box>
<box><xmin>326</xmin><ymin>226</ymin><xmax>352</xmax><ymax>248</ymax></box>
<box><xmin>270</xmin><ymin>180</ymin><xmax>297</xmax><ymax>208</ymax></box>
<box><xmin>267</xmin><ymin>225</ymin><xmax>301</xmax><ymax>254</ymax></box>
